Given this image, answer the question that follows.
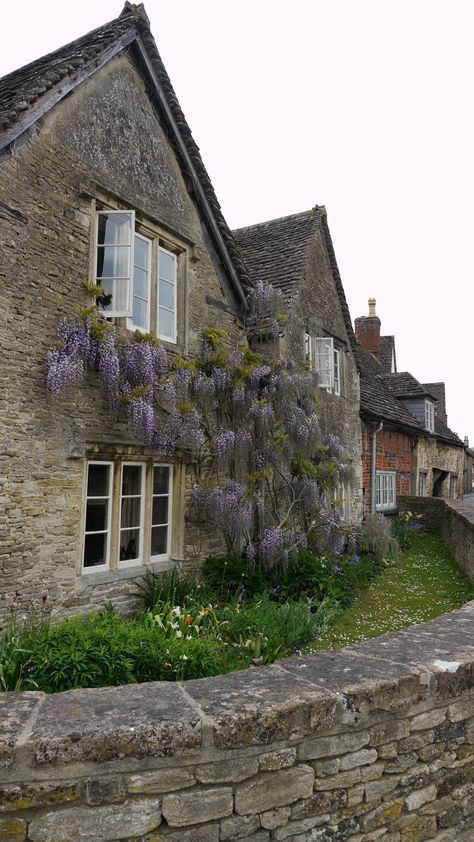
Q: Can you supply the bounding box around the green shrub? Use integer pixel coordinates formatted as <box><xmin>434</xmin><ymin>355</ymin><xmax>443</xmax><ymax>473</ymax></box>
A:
<box><xmin>202</xmin><ymin>555</ymin><xmax>269</xmax><ymax>598</ymax></box>
<box><xmin>357</xmin><ymin>513</ymin><xmax>400</xmax><ymax>560</ymax></box>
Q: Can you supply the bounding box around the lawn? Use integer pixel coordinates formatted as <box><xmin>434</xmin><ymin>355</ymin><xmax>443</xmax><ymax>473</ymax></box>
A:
<box><xmin>303</xmin><ymin>531</ymin><xmax>474</xmax><ymax>653</ymax></box>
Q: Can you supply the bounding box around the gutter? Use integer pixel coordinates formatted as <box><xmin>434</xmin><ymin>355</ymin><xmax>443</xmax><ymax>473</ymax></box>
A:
<box><xmin>370</xmin><ymin>421</ymin><xmax>384</xmax><ymax>514</ymax></box>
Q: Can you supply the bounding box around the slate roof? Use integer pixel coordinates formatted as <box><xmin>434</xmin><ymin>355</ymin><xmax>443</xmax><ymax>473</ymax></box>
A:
<box><xmin>0</xmin><ymin>3</ymin><xmax>250</xmax><ymax>308</ymax></box>
<box><xmin>382</xmin><ymin>372</ymin><xmax>436</xmax><ymax>400</ymax></box>
<box><xmin>358</xmin><ymin>349</ymin><xmax>424</xmax><ymax>433</ymax></box>
<box><xmin>233</xmin><ymin>206</ymin><xmax>359</xmax><ymax>362</ymax></box>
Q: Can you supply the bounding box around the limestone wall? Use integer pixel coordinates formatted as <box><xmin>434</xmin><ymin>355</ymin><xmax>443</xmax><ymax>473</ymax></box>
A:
<box><xmin>398</xmin><ymin>496</ymin><xmax>474</xmax><ymax>585</ymax></box>
<box><xmin>1</xmin><ymin>603</ymin><xmax>474</xmax><ymax>841</ymax></box>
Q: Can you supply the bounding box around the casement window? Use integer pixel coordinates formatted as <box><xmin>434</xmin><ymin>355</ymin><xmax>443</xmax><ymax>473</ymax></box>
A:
<box><xmin>375</xmin><ymin>471</ymin><xmax>396</xmax><ymax>511</ymax></box>
<box><xmin>95</xmin><ymin>209</ymin><xmax>181</xmax><ymax>343</ymax></box>
<box><xmin>83</xmin><ymin>462</ymin><xmax>114</xmax><ymax>570</ymax></box>
<box><xmin>82</xmin><ymin>460</ymin><xmax>174</xmax><ymax>573</ymax></box>
<box><xmin>418</xmin><ymin>471</ymin><xmax>427</xmax><ymax>497</ymax></box>
<box><xmin>119</xmin><ymin>463</ymin><xmax>146</xmax><ymax>566</ymax></box>
<box><xmin>333</xmin><ymin>348</ymin><xmax>341</xmax><ymax>396</ymax></box>
<box><xmin>311</xmin><ymin>336</ymin><xmax>342</xmax><ymax>395</ymax></box>
<box><xmin>425</xmin><ymin>400</ymin><xmax>435</xmax><ymax>433</ymax></box>
<box><xmin>333</xmin><ymin>481</ymin><xmax>350</xmax><ymax>520</ymax></box>
<box><xmin>449</xmin><ymin>474</ymin><xmax>457</xmax><ymax>498</ymax></box>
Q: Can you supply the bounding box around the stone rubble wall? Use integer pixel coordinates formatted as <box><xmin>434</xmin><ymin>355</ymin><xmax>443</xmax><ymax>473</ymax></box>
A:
<box><xmin>1</xmin><ymin>603</ymin><xmax>474</xmax><ymax>841</ymax></box>
<box><xmin>398</xmin><ymin>496</ymin><xmax>474</xmax><ymax>585</ymax></box>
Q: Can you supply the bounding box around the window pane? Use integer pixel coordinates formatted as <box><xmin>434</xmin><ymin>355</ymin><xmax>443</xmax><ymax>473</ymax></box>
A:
<box><xmin>153</xmin><ymin>496</ymin><xmax>168</xmax><ymax>526</ymax></box>
<box><xmin>97</xmin><ymin>245</ymin><xmax>130</xmax><ymax>279</ymax></box>
<box><xmin>133</xmin><ymin>267</ymin><xmax>148</xmax><ymax>299</ymax></box>
<box><xmin>100</xmin><ymin>278</ymin><xmax>129</xmax><ymax>313</ymax></box>
<box><xmin>159</xmin><ymin>250</ymin><xmax>176</xmax><ymax>282</ymax></box>
<box><xmin>120</xmin><ymin>497</ymin><xmax>141</xmax><ymax>529</ymax></box>
<box><xmin>122</xmin><ymin>465</ymin><xmax>142</xmax><ymax>496</ymax></box>
<box><xmin>120</xmin><ymin>528</ymin><xmax>140</xmax><ymax>561</ymax></box>
<box><xmin>151</xmin><ymin>525</ymin><xmax>168</xmax><ymax>556</ymax></box>
<box><xmin>132</xmin><ymin>297</ymin><xmax>148</xmax><ymax>329</ymax></box>
<box><xmin>98</xmin><ymin>213</ymin><xmax>132</xmax><ymax>246</ymax></box>
<box><xmin>134</xmin><ymin>236</ymin><xmax>149</xmax><ymax>269</ymax></box>
<box><xmin>159</xmin><ymin>279</ymin><xmax>175</xmax><ymax>310</ymax></box>
<box><xmin>153</xmin><ymin>466</ymin><xmax>170</xmax><ymax>494</ymax></box>
<box><xmin>84</xmin><ymin>533</ymin><xmax>108</xmax><ymax>568</ymax></box>
<box><xmin>86</xmin><ymin>500</ymin><xmax>109</xmax><ymax>532</ymax></box>
<box><xmin>159</xmin><ymin>308</ymin><xmax>175</xmax><ymax>339</ymax></box>
<box><xmin>87</xmin><ymin>464</ymin><xmax>110</xmax><ymax>497</ymax></box>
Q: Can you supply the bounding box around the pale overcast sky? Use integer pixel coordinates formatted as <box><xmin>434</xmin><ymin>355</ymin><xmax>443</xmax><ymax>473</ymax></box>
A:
<box><xmin>2</xmin><ymin>0</ymin><xmax>473</xmax><ymax>444</ymax></box>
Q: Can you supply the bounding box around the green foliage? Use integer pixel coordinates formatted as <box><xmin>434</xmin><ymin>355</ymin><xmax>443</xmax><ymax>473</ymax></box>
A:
<box><xmin>357</xmin><ymin>513</ymin><xmax>400</xmax><ymax>561</ymax></box>
<box><xmin>0</xmin><ymin>618</ymin><xmax>36</xmax><ymax>691</ymax></box>
<box><xmin>81</xmin><ymin>280</ymin><xmax>104</xmax><ymax>297</ymax></box>
<box><xmin>202</xmin><ymin>555</ymin><xmax>269</xmax><ymax>597</ymax></box>
<box><xmin>134</xmin><ymin>330</ymin><xmax>161</xmax><ymax>347</ymax></box>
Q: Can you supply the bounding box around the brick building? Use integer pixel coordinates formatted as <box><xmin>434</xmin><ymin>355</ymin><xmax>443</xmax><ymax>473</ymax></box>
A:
<box><xmin>356</xmin><ymin>302</ymin><xmax>464</xmax><ymax>515</ymax></box>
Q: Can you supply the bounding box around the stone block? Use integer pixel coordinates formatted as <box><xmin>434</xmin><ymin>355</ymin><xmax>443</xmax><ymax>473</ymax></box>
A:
<box><xmin>405</xmin><ymin>784</ymin><xmax>437</xmax><ymax>811</ymax></box>
<box><xmin>162</xmin><ymin>786</ymin><xmax>232</xmax><ymax>826</ymax></box>
<box><xmin>258</xmin><ymin>747</ymin><xmax>297</xmax><ymax>771</ymax></box>
<box><xmin>340</xmin><ymin>749</ymin><xmax>378</xmax><ymax>771</ymax></box>
<box><xmin>0</xmin><ymin>692</ymin><xmax>44</xmax><ymax>768</ymax></box>
<box><xmin>219</xmin><ymin>814</ymin><xmax>260</xmax><ymax>841</ymax></box>
<box><xmin>28</xmin><ymin>798</ymin><xmax>162</xmax><ymax>841</ymax></box>
<box><xmin>149</xmin><ymin>823</ymin><xmax>220</xmax><ymax>841</ymax></box>
<box><xmin>313</xmin><ymin>768</ymin><xmax>361</xmax><ymax>790</ymax></box>
<box><xmin>0</xmin><ymin>817</ymin><xmax>27</xmax><ymax>842</ymax></box>
<box><xmin>360</xmin><ymin>762</ymin><xmax>385</xmax><ymax>782</ymax></box>
<box><xmin>399</xmin><ymin>732</ymin><xmax>434</xmax><ymax>753</ymax></box>
<box><xmin>447</xmin><ymin>698</ymin><xmax>474</xmax><ymax>722</ymax></box>
<box><xmin>378</xmin><ymin>742</ymin><xmax>398</xmax><ymax>759</ymax></box>
<box><xmin>235</xmin><ymin>765</ymin><xmax>314</xmax><ymax>815</ymax></box>
<box><xmin>260</xmin><ymin>806</ymin><xmax>291</xmax><ymax>829</ymax></box>
<box><xmin>196</xmin><ymin>757</ymin><xmax>258</xmax><ymax>783</ymax></box>
<box><xmin>85</xmin><ymin>777</ymin><xmax>126</xmax><ymax>805</ymax></box>
<box><xmin>300</xmin><ymin>731</ymin><xmax>370</xmax><ymax>760</ymax></box>
<box><xmin>399</xmin><ymin>815</ymin><xmax>437</xmax><ymax>841</ymax></box>
<box><xmin>291</xmin><ymin>789</ymin><xmax>347</xmax><ymax>818</ymax></box>
<box><xmin>364</xmin><ymin>776</ymin><xmax>399</xmax><ymax>803</ymax></box>
<box><xmin>369</xmin><ymin>721</ymin><xmax>410</xmax><ymax>746</ymax></box>
<box><xmin>273</xmin><ymin>816</ymin><xmax>329</xmax><ymax>839</ymax></box>
<box><xmin>383</xmin><ymin>754</ymin><xmax>418</xmax><ymax>774</ymax></box>
<box><xmin>0</xmin><ymin>781</ymin><xmax>79</xmax><ymax>812</ymax></box>
<box><xmin>313</xmin><ymin>757</ymin><xmax>341</xmax><ymax>777</ymax></box>
<box><xmin>409</xmin><ymin>710</ymin><xmax>446</xmax><ymax>731</ymax></box>
<box><xmin>128</xmin><ymin>767</ymin><xmax>196</xmax><ymax>794</ymax></box>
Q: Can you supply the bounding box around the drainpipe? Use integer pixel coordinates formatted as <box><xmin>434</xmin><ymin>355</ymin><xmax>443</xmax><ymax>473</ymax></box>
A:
<box><xmin>370</xmin><ymin>421</ymin><xmax>384</xmax><ymax>514</ymax></box>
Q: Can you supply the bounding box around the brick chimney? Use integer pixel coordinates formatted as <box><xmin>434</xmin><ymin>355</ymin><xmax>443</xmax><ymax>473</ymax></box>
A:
<box><xmin>355</xmin><ymin>298</ymin><xmax>381</xmax><ymax>361</ymax></box>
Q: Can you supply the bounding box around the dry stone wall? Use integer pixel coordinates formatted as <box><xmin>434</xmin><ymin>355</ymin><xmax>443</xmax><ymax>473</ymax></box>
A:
<box><xmin>2</xmin><ymin>603</ymin><xmax>474</xmax><ymax>841</ymax></box>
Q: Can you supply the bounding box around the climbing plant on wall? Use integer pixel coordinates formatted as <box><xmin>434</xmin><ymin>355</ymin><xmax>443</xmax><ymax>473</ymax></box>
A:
<box><xmin>46</xmin><ymin>281</ymin><xmax>349</xmax><ymax>568</ymax></box>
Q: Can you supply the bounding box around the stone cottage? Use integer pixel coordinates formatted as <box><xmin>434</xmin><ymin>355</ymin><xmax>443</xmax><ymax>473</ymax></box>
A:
<box><xmin>0</xmin><ymin>3</ymin><xmax>252</xmax><ymax>620</ymax></box>
<box><xmin>355</xmin><ymin>301</ymin><xmax>464</xmax><ymax>514</ymax></box>
<box><xmin>233</xmin><ymin>207</ymin><xmax>363</xmax><ymax>522</ymax></box>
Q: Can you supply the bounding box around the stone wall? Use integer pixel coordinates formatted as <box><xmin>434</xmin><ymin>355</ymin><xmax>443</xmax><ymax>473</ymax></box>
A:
<box><xmin>399</xmin><ymin>496</ymin><xmax>474</xmax><ymax>585</ymax></box>
<box><xmin>2</xmin><ymin>603</ymin><xmax>474</xmax><ymax>841</ymax></box>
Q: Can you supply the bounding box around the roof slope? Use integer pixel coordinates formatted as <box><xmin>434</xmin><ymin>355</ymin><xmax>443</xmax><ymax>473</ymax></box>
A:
<box><xmin>380</xmin><ymin>335</ymin><xmax>396</xmax><ymax>373</ymax></box>
<box><xmin>0</xmin><ymin>3</ymin><xmax>250</xmax><ymax>307</ymax></box>
<box><xmin>358</xmin><ymin>349</ymin><xmax>424</xmax><ymax>432</ymax></box>
<box><xmin>233</xmin><ymin>206</ymin><xmax>359</xmax><ymax>362</ymax></box>
<box><xmin>382</xmin><ymin>372</ymin><xmax>436</xmax><ymax>400</ymax></box>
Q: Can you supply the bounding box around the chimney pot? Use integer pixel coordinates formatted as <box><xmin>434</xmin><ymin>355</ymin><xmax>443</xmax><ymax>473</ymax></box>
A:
<box><xmin>368</xmin><ymin>298</ymin><xmax>376</xmax><ymax>316</ymax></box>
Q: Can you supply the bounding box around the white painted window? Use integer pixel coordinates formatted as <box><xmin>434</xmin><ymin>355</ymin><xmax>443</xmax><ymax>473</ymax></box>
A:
<box><xmin>158</xmin><ymin>248</ymin><xmax>177</xmax><ymax>343</ymax></box>
<box><xmin>333</xmin><ymin>348</ymin><xmax>341</xmax><ymax>396</ymax></box>
<box><xmin>333</xmin><ymin>481</ymin><xmax>349</xmax><ymax>520</ymax></box>
<box><xmin>96</xmin><ymin>210</ymin><xmax>135</xmax><ymax>318</ymax></box>
<box><xmin>151</xmin><ymin>464</ymin><xmax>173</xmax><ymax>560</ymax></box>
<box><xmin>316</xmin><ymin>337</ymin><xmax>334</xmax><ymax>389</ymax></box>
<box><xmin>119</xmin><ymin>463</ymin><xmax>146</xmax><ymax>566</ymax></box>
<box><xmin>376</xmin><ymin>471</ymin><xmax>396</xmax><ymax>511</ymax></box>
<box><xmin>83</xmin><ymin>462</ymin><xmax>113</xmax><ymax>571</ymax></box>
<box><xmin>304</xmin><ymin>331</ymin><xmax>312</xmax><ymax>365</ymax></box>
<box><xmin>449</xmin><ymin>475</ymin><xmax>457</xmax><ymax>498</ymax></box>
<box><xmin>425</xmin><ymin>400</ymin><xmax>435</xmax><ymax>432</ymax></box>
<box><xmin>128</xmin><ymin>233</ymin><xmax>152</xmax><ymax>333</ymax></box>
<box><xmin>418</xmin><ymin>471</ymin><xmax>427</xmax><ymax>497</ymax></box>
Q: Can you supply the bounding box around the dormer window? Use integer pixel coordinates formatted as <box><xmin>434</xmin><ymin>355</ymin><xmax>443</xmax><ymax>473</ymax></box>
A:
<box><xmin>425</xmin><ymin>400</ymin><xmax>435</xmax><ymax>432</ymax></box>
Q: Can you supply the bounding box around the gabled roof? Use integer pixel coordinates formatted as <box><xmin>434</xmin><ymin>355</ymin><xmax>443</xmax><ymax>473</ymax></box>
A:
<box><xmin>233</xmin><ymin>205</ymin><xmax>359</xmax><ymax>362</ymax></box>
<box><xmin>382</xmin><ymin>372</ymin><xmax>437</xmax><ymax>401</ymax></box>
<box><xmin>0</xmin><ymin>3</ymin><xmax>250</xmax><ymax>310</ymax></box>
<box><xmin>358</xmin><ymin>349</ymin><xmax>424</xmax><ymax>433</ymax></box>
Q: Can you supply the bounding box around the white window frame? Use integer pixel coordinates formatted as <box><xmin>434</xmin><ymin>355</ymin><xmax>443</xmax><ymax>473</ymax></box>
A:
<box><xmin>333</xmin><ymin>481</ymin><xmax>349</xmax><ymax>520</ymax></box>
<box><xmin>95</xmin><ymin>209</ymin><xmax>135</xmax><ymax>319</ymax></box>
<box><xmin>449</xmin><ymin>474</ymin><xmax>457</xmax><ymax>499</ymax></box>
<box><xmin>316</xmin><ymin>337</ymin><xmax>334</xmax><ymax>389</ymax></box>
<box><xmin>304</xmin><ymin>331</ymin><xmax>313</xmax><ymax>366</ymax></box>
<box><xmin>118</xmin><ymin>462</ymin><xmax>146</xmax><ymax>568</ymax></box>
<box><xmin>83</xmin><ymin>461</ymin><xmax>114</xmax><ymax>573</ymax></box>
<box><xmin>418</xmin><ymin>471</ymin><xmax>427</xmax><ymax>497</ymax></box>
<box><xmin>333</xmin><ymin>348</ymin><xmax>341</xmax><ymax>396</ymax></box>
<box><xmin>157</xmin><ymin>247</ymin><xmax>178</xmax><ymax>344</ymax></box>
<box><xmin>151</xmin><ymin>463</ymin><xmax>173</xmax><ymax>561</ymax></box>
<box><xmin>425</xmin><ymin>400</ymin><xmax>435</xmax><ymax>433</ymax></box>
<box><xmin>127</xmin><ymin>232</ymin><xmax>152</xmax><ymax>333</ymax></box>
<box><xmin>376</xmin><ymin>471</ymin><xmax>396</xmax><ymax>511</ymax></box>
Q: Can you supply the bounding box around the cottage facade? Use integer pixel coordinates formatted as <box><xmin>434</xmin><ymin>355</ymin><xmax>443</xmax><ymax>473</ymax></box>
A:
<box><xmin>233</xmin><ymin>207</ymin><xmax>363</xmax><ymax>522</ymax></box>
<box><xmin>0</xmin><ymin>4</ymin><xmax>251</xmax><ymax>620</ymax></box>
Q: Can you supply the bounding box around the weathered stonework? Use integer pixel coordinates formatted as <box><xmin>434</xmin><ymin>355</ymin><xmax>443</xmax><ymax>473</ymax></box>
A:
<box><xmin>1</xmin><ymin>604</ymin><xmax>474</xmax><ymax>840</ymax></box>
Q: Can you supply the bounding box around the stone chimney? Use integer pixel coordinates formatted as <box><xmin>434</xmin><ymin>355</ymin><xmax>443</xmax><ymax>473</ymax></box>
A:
<box><xmin>465</xmin><ymin>436</ymin><xmax>470</xmax><ymax>448</ymax></box>
<box><xmin>355</xmin><ymin>298</ymin><xmax>381</xmax><ymax>361</ymax></box>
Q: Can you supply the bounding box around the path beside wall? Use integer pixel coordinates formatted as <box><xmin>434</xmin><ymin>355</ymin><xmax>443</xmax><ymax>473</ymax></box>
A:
<box><xmin>398</xmin><ymin>494</ymin><xmax>474</xmax><ymax>584</ymax></box>
<box><xmin>1</xmin><ymin>603</ymin><xmax>474</xmax><ymax>841</ymax></box>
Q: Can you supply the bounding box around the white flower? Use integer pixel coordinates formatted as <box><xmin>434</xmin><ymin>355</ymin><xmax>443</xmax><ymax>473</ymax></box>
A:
<box><xmin>176</xmin><ymin>629</ymin><xmax>182</xmax><ymax>638</ymax></box>
<box><xmin>173</xmin><ymin>606</ymin><xmax>181</xmax><ymax>617</ymax></box>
